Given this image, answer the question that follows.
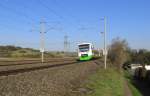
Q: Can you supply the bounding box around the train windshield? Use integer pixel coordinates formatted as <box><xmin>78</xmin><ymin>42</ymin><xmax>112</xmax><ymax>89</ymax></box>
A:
<box><xmin>79</xmin><ymin>44</ymin><xmax>89</xmax><ymax>52</ymax></box>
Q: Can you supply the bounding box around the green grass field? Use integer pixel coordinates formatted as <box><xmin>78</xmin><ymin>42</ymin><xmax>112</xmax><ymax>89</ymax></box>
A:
<box><xmin>84</xmin><ymin>68</ymin><xmax>124</xmax><ymax>96</ymax></box>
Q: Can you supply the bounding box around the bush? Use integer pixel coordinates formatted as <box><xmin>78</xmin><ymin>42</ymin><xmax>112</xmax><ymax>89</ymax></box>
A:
<box><xmin>108</xmin><ymin>37</ymin><xmax>129</xmax><ymax>70</ymax></box>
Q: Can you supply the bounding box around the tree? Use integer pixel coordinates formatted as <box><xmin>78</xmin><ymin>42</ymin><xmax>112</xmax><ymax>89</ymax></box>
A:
<box><xmin>108</xmin><ymin>37</ymin><xmax>129</xmax><ymax>70</ymax></box>
<box><xmin>128</xmin><ymin>49</ymin><xmax>150</xmax><ymax>65</ymax></box>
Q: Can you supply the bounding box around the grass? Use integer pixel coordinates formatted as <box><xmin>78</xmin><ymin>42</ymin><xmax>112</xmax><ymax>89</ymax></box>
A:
<box><xmin>124</xmin><ymin>70</ymin><xmax>142</xmax><ymax>96</ymax></box>
<box><xmin>84</xmin><ymin>68</ymin><xmax>124</xmax><ymax>96</ymax></box>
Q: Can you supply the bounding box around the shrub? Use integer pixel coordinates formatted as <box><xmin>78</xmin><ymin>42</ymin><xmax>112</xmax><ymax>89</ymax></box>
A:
<box><xmin>108</xmin><ymin>37</ymin><xmax>129</xmax><ymax>70</ymax></box>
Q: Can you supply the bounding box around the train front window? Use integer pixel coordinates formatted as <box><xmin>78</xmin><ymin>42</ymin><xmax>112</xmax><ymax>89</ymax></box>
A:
<box><xmin>79</xmin><ymin>44</ymin><xmax>89</xmax><ymax>52</ymax></box>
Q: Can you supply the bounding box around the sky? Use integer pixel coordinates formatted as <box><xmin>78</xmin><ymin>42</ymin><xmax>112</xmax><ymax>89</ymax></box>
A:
<box><xmin>0</xmin><ymin>0</ymin><xmax>150</xmax><ymax>51</ymax></box>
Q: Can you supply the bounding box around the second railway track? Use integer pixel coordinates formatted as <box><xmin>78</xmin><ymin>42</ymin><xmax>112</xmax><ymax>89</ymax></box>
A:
<box><xmin>0</xmin><ymin>59</ymin><xmax>101</xmax><ymax>76</ymax></box>
<box><xmin>0</xmin><ymin>61</ymin><xmax>80</xmax><ymax>76</ymax></box>
<box><xmin>0</xmin><ymin>59</ymin><xmax>77</xmax><ymax>76</ymax></box>
<box><xmin>0</xmin><ymin>58</ymin><xmax>100</xmax><ymax>77</ymax></box>
<box><xmin>0</xmin><ymin>58</ymin><xmax>75</xmax><ymax>66</ymax></box>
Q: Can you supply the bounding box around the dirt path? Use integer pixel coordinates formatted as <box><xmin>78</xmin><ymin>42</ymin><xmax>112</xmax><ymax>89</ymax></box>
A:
<box><xmin>124</xmin><ymin>80</ymin><xmax>132</xmax><ymax>96</ymax></box>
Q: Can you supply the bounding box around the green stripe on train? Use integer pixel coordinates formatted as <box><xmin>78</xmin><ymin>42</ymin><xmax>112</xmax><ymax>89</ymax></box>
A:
<box><xmin>79</xmin><ymin>55</ymin><xmax>92</xmax><ymax>61</ymax></box>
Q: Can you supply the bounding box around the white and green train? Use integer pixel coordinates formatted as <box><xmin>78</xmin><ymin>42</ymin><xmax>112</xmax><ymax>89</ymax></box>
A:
<box><xmin>78</xmin><ymin>43</ymin><xmax>94</xmax><ymax>61</ymax></box>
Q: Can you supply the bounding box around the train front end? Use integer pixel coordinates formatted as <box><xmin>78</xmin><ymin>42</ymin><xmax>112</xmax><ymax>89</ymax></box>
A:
<box><xmin>78</xmin><ymin>43</ymin><xmax>93</xmax><ymax>61</ymax></box>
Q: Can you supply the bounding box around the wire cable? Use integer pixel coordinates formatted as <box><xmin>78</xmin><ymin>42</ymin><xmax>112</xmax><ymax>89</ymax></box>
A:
<box><xmin>38</xmin><ymin>0</ymin><xmax>64</xmax><ymax>20</ymax></box>
<box><xmin>0</xmin><ymin>2</ymin><xmax>35</xmax><ymax>22</ymax></box>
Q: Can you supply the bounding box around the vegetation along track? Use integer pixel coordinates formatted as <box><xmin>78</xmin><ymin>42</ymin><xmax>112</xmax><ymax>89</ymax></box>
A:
<box><xmin>0</xmin><ymin>58</ymin><xmax>100</xmax><ymax>77</ymax></box>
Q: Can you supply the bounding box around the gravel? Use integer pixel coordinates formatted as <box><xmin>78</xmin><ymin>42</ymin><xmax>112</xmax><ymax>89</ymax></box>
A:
<box><xmin>0</xmin><ymin>60</ymin><xmax>101</xmax><ymax>96</ymax></box>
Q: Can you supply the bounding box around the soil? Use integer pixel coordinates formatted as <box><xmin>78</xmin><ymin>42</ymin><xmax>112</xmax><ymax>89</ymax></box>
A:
<box><xmin>124</xmin><ymin>80</ymin><xmax>132</xmax><ymax>96</ymax></box>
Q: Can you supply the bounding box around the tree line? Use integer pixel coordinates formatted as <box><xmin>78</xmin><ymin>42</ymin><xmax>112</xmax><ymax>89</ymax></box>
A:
<box><xmin>108</xmin><ymin>37</ymin><xmax>150</xmax><ymax>70</ymax></box>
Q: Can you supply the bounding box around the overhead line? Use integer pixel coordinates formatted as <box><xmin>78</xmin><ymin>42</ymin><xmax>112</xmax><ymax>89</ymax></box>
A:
<box><xmin>50</xmin><ymin>0</ymin><xmax>79</xmax><ymax>22</ymax></box>
<box><xmin>49</xmin><ymin>0</ymin><xmax>88</xmax><ymax>29</ymax></box>
<box><xmin>0</xmin><ymin>2</ymin><xmax>35</xmax><ymax>23</ymax></box>
<box><xmin>38</xmin><ymin>0</ymin><xmax>81</xmax><ymax>27</ymax></box>
<box><xmin>38</xmin><ymin>0</ymin><xmax>64</xmax><ymax>20</ymax></box>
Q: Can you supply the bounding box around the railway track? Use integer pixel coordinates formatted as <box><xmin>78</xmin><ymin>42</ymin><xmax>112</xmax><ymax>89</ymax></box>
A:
<box><xmin>0</xmin><ymin>58</ymin><xmax>100</xmax><ymax>77</ymax></box>
<box><xmin>0</xmin><ymin>58</ymin><xmax>76</xmax><ymax>71</ymax></box>
<box><xmin>0</xmin><ymin>58</ymin><xmax>101</xmax><ymax>96</ymax></box>
<box><xmin>0</xmin><ymin>57</ymin><xmax>101</xmax><ymax>76</ymax></box>
<box><xmin>0</xmin><ymin>61</ymin><xmax>80</xmax><ymax>76</ymax></box>
<box><xmin>0</xmin><ymin>58</ymin><xmax>75</xmax><ymax>66</ymax></box>
<box><xmin>0</xmin><ymin>58</ymin><xmax>75</xmax><ymax>62</ymax></box>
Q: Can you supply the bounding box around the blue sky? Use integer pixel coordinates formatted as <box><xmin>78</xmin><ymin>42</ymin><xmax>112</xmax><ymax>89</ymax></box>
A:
<box><xmin>0</xmin><ymin>0</ymin><xmax>150</xmax><ymax>51</ymax></box>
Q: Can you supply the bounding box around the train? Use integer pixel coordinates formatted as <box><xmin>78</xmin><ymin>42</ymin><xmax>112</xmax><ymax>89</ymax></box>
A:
<box><xmin>77</xmin><ymin>43</ymin><xmax>101</xmax><ymax>61</ymax></box>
